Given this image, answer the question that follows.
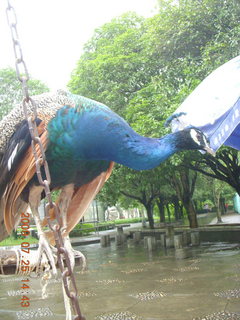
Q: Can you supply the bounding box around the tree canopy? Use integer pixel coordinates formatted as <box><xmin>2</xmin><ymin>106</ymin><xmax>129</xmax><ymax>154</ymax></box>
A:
<box><xmin>0</xmin><ymin>68</ymin><xmax>49</xmax><ymax>120</ymax></box>
<box><xmin>68</xmin><ymin>0</ymin><xmax>240</xmax><ymax>227</ymax></box>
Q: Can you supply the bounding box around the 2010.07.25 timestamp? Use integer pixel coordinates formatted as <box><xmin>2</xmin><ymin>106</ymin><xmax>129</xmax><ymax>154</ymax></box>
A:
<box><xmin>20</xmin><ymin>212</ymin><xmax>31</xmax><ymax>308</ymax></box>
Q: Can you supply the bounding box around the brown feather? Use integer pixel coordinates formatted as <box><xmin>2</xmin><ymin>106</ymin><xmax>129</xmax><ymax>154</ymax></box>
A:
<box><xmin>43</xmin><ymin>162</ymin><xmax>114</xmax><ymax>243</ymax></box>
<box><xmin>1</xmin><ymin>122</ymin><xmax>47</xmax><ymax>238</ymax></box>
<box><xmin>65</xmin><ymin>161</ymin><xmax>114</xmax><ymax>234</ymax></box>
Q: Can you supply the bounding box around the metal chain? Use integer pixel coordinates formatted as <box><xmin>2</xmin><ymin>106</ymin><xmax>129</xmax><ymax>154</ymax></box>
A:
<box><xmin>6</xmin><ymin>2</ymin><xmax>85</xmax><ymax>319</ymax></box>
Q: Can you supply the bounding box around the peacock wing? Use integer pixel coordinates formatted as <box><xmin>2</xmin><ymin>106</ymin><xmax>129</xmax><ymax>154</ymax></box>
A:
<box><xmin>65</xmin><ymin>161</ymin><xmax>114</xmax><ymax>235</ymax></box>
<box><xmin>0</xmin><ymin>121</ymin><xmax>48</xmax><ymax>241</ymax></box>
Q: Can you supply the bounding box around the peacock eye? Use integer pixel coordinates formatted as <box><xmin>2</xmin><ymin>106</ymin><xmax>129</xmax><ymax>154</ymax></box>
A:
<box><xmin>190</xmin><ymin>128</ymin><xmax>203</xmax><ymax>145</ymax></box>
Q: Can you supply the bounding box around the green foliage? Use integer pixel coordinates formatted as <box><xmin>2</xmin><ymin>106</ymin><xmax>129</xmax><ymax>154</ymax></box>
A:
<box><xmin>70</xmin><ymin>223</ymin><xmax>95</xmax><ymax>237</ymax></box>
<box><xmin>126</xmin><ymin>78</ymin><xmax>175</xmax><ymax>136</ymax></box>
<box><xmin>69</xmin><ymin>12</ymin><xmax>146</xmax><ymax>115</ymax></box>
<box><xmin>51</xmin><ymin>190</ymin><xmax>61</xmax><ymax>202</ymax></box>
<box><xmin>203</xmin><ymin>199</ymin><xmax>214</xmax><ymax>208</ymax></box>
<box><xmin>11</xmin><ymin>229</ymin><xmax>18</xmax><ymax>240</ymax></box>
<box><xmin>0</xmin><ymin>68</ymin><xmax>49</xmax><ymax>120</ymax></box>
<box><xmin>68</xmin><ymin>0</ymin><xmax>240</xmax><ymax>224</ymax></box>
<box><xmin>113</xmin><ymin>217</ymin><xmax>142</xmax><ymax>224</ymax></box>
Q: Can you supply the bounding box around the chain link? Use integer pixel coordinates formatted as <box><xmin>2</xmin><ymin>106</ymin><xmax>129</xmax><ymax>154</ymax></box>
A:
<box><xmin>6</xmin><ymin>1</ymin><xmax>85</xmax><ymax>319</ymax></box>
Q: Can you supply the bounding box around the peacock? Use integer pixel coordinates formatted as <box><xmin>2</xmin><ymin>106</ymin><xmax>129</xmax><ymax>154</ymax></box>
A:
<box><xmin>0</xmin><ymin>90</ymin><xmax>213</xmax><ymax>274</ymax></box>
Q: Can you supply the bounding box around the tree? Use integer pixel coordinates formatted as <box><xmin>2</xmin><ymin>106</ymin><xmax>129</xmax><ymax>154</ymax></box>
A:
<box><xmin>100</xmin><ymin>165</ymin><xmax>170</xmax><ymax>229</ymax></box>
<box><xmin>68</xmin><ymin>0</ymin><xmax>240</xmax><ymax>228</ymax></box>
<box><xmin>153</xmin><ymin>0</ymin><xmax>240</xmax><ymax>71</ymax></box>
<box><xmin>195</xmin><ymin>174</ymin><xmax>234</xmax><ymax>223</ymax></box>
<box><xmin>0</xmin><ymin>68</ymin><xmax>49</xmax><ymax>120</ymax></box>
<box><xmin>165</xmin><ymin>164</ymin><xmax>198</xmax><ymax>227</ymax></box>
<box><xmin>69</xmin><ymin>12</ymin><xmax>147</xmax><ymax>115</ymax></box>
<box><xmin>189</xmin><ymin>148</ymin><xmax>240</xmax><ymax>197</ymax></box>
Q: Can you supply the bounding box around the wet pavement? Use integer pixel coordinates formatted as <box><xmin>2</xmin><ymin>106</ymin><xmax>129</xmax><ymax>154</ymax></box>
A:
<box><xmin>210</xmin><ymin>212</ymin><xmax>240</xmax><ymax>225</ymax></box>
<box><xmin>0</xmin><ymin>240</ymin><xmax>240</xmax><ymax>320</ymax></box>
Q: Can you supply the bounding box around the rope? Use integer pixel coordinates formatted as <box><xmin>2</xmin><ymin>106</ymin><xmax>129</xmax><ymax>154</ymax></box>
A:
<box><xmin>10</xmin><ymin>248</ymin><xmax>50</xmax><ymax>276</ymax></box>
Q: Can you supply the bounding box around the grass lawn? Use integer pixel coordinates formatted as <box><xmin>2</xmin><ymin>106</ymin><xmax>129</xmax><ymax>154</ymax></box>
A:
<box><xmin>0</xmin><ymin>236</ymin><xmax>38</xmax><ymax>247</ymax></box>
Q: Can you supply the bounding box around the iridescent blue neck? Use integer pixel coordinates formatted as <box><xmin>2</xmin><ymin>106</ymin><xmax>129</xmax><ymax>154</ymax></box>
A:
<box><xmin>48</xmin><ymin>105</ymin><xmax>180</xmax><ymax>171</ymax></box>
<box><xmin>90</xmin><ymin>134</ymin><xmax>178</xmax><ymax>170</ymax></box>
<box><xmin>72</xmin><ymin>109</ymin><xmax>178</xmax><ymax>170</ymax></box>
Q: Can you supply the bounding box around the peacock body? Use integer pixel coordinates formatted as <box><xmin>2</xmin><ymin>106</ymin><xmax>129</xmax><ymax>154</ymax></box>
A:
<box><xmin>0</xmin><ymin>90</ymin><xmax>212</xmax><ymax>244</ymax></box>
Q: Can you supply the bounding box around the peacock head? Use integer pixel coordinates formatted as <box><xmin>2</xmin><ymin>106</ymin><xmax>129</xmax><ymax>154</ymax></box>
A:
<box><xmin>174</xmin><ymin>127</ymin><xmax>215</xmax><ymax>155</ymax></box>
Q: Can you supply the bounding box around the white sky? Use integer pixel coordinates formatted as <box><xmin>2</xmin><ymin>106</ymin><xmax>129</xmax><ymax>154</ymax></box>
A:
<box><xmin>0</xmin><ymin>0</ymin><xmax>157</xmax><ymax>90</ymax></box>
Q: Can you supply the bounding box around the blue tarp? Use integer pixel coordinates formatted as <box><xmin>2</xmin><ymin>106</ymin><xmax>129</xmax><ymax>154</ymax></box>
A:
<box><xmin>169</xmin><ymin>55</ymin><xmax>240</xmax><ymax>152</ymax></box>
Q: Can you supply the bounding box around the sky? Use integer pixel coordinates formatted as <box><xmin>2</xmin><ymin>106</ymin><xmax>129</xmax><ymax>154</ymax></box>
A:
<box><xmin>0</xmin><ymin>0</ymin><xmax>157</xmax><ymax>90</ymax></box>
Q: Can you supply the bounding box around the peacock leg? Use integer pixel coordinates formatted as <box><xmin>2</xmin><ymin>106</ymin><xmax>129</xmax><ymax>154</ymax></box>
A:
<box><xmin>58</xmin><ymin>184</ymin><xmax>86</xmax><ymax>269</ymax></box>
<box><xmin>29</xmin><ymin>185</ymin><xmax>57</xmax><ymax>275</ymax></box>
<box><xmin>58</xmin><ymin>184</ymin><xmax>75</xmax><ymax>237</ymax></box>
<box><xmin>58</xmin><ymin>185</ymin><xmax>86</xmax><ymax>320</ymax></box>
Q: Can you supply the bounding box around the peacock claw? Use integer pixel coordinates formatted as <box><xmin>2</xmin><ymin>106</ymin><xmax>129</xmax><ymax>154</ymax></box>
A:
<box><xmin>75</xmin><ymin>249</ymin><xmax>86</xmax><ymax>270</ymax></box>
<box><xmin>36</xmin><ymin>234</ymin><xmax>57</xmax><ymax>276</ymax></box>
<box><xmin>62</xmin><ymin>237</ymin><xmax>86</xmax><ymax>270</ymax></box>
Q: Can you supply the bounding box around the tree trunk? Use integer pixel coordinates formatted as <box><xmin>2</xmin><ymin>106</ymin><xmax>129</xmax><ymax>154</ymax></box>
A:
<box><xmin>172</xmin><ymin>195</ymin><xmax>180</xmax><ymax>221</ymax></box>
<box><xmin>212</xmin><ymin>187</ymin><xmax>223</xmax><ymax>223</ymax></box>
<box><xmin>156</xmin><ymin>197</ymin><xmax>165</xmax><ymax>223</ymax></box>
<box><xmin>145</xmin><ymin>203</ymin><xmax>154</xmax><ymax>229</ymax></box>
<box><xmin>168</xmin><ymin>166</ymin><xmax>198</xmax><ymax>228</ymax></box>
<box><xmin>184</xmin><ymin>200</ymin><xmax>198</xmax><ymax>228</ymax></box>
<box><xmin>179</xmin><ymin>203</ymin><xmax>184</xmax><ymax>219</ymax></box>
<box><xmin>120</xmin><ymin>189</ymin><xmax>158</xmax><ymax>229</ymax></box>
<box><xmin>216</xmin><ymin>194</ymin><xmax>223</xmax><ymax>223</ymax></box>
<box><xmin>166</xmin><ymin>203</ymin><xmax>171</xmax><ymax>223</ymax></box>
<box><xmin>220</xmin><ymin>197</ymin><xmax>226</xmax><ymax>215</ymax></box>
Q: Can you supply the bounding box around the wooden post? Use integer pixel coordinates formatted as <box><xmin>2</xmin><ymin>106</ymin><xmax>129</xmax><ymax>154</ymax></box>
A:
<box><xmin>115</xmin><ymin>225</ymin><xmax>127</xmax><ymax>245</ymax></box>
<box><xmin>100</xmin><ymin>234</ymin><xmax>111</xmax><ymax>247</ymax></box>
<box><xmin>160</xmin><ymin>234</ymin><xmax>166</xmax><ymax>248</ymax></box>
<box><xmin>117</xmin><ymin>226</ymin><xmax>124</xmax><ymax>234</ymax></box>
<box><xmin>182</xmin><ymin>231</ymin><xmax>188</xmax><ymax>246</ymax></box>
<box><xmin>144</xmin><ymin>236</ymin><xmax>148</xmax><ymax>248</ymax></box>
<box><xmin>30</xmin><ymin>229</ymin><xmax>38</xmax><ymax>239</ymax></box>
<box><xmin>133</xmin><ymin>231</ymin><xmax>141</xmax><ymax>243</ymax></box>
<box><xmin>144</xmin><ymin>236</ymin><xmax>156</xmax><ymax>250</ymax></box>
<box><xmin>191</xmin><ymin>231</ymin><xmax>200</xmax><ymax>246</ymax></box>
<box><xmin>165</xmin><ymin>226</ymin><xmax>174</xmax><ymax>248</ymax></box>
<box><xmin>166</xmin><ymin>226</ymin><xmax>174</xmax><ymax>238</ymax></box>
<box><xmin>115</xmin><ymin>234</ymin><xmax>125</xmax><ymax>246</ymax></box>
<box><xmin>174</xmin><ymin>234</ymin><xmax>183</xmax><ymax>249</ymax></box>
<box><xmin>166</xmin><ymin>236</ymin><xmax>174</xmax><ymax>248</ymax></box>
<box><xmin>187</xmin><ymin>231</ymin><xmax>192</xmax><ymax>245</ymax></box>
<box><xmin>174</xmin><ymin>233</ymin><xmax>191</xmax><ymax>259</ymax></box>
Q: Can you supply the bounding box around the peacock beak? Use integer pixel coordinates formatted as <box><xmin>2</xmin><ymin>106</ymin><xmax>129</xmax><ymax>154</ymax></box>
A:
<box><xmin>203</xmin><ymin>145</ymin><xmax>216</xmax><ymax>156</ymax></box>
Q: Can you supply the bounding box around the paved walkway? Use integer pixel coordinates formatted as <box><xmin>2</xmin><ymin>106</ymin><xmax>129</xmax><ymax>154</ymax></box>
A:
<box><xmin>209</xmin><ymin>211</ymin><xmax>240</xmax><ymax>224</ymax></box>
